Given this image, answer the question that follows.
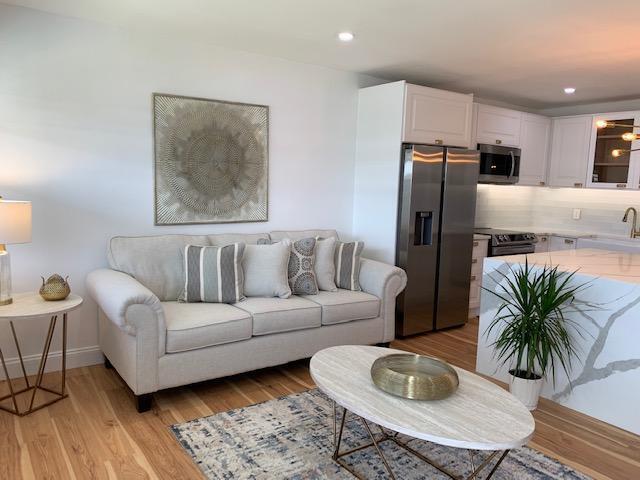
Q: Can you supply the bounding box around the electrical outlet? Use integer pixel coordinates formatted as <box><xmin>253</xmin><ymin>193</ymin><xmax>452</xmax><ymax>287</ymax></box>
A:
<box><xmin>572</xmin><ymin>208</ymin><xmax>581</xmax><ymax>220</ymax></box>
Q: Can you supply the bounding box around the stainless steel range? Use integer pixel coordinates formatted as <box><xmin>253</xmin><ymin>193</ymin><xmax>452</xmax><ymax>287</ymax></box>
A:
<box><xmin>474</xmin><ymin>228</ymin><xmax>538</xmax><ymax>256</ymax></box>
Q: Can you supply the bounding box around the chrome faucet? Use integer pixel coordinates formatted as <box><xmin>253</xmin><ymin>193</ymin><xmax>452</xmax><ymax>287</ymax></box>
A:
<box><xmin>622</xmin><ymin>207</ymin><xmax>640</xmax><ymax>238</ymax></box>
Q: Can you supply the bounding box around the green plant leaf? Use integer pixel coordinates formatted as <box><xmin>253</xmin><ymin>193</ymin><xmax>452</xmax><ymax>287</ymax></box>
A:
<box><xmin>483</xmin><ymin>260</ymin><xmax>593</xmax><ymax>387</ymax></box>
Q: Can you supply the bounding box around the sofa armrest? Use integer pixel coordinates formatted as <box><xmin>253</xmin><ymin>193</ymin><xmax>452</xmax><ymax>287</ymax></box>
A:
<box><xmin>86</xmin><ymin>269</ymin><xmax>164</xmax><ymax>329</ymax></box>
<box><xmin>359</xmin><ymin>258</ymin><xmax>407</xmax><ymax>343</ymax></box>
<box><xmin>86</xmin><ymin>269</ymin><xmax>167</xmax><ymax>352</ymax></box>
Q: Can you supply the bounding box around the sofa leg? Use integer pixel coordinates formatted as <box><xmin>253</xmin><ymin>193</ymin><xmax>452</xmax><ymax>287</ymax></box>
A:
<box><xmin>104</xmin><ymin>356</ymin><xmax>113</xmax><ymax>369</ymax></box>
<box><xmin>376</xmin><ymin>342</ymin><xmax>391</xmax><ymax>348</ymax></box>
<box><xmin>136</xmin><ymin>394</ymin><xmax>153</xmax><ymax>413</ymax></box>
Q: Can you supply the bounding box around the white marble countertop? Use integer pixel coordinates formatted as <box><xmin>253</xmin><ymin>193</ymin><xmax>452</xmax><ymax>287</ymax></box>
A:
<box><xmin>480</xmin><ymin>226</ymin><xmax>596</xmax><ymax>239</ymax></box>
<box><xmin>473</xmin><ymin>233</ymin><xmax>491</xmax><ymax>240</ymax></box>
<box><xmin>487</xmin><ymin>248</ymin><xmax>640</xmax><ymax>284</ymax></box>
<box><xmin>529</xmin><ymin>230</ymin><xmax>596</xmax><ymax>239</ymax></box>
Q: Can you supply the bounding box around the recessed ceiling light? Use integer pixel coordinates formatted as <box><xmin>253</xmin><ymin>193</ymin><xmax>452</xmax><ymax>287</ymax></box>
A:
<box><xmin>564</xmin><ymin>87</ymin><xmax>576</xmax><ymax>94</ymax></box>
<box><xmin>338</xmin><ymin>32</ymin><xmax>354</xmax><ymax>42</ymax></box>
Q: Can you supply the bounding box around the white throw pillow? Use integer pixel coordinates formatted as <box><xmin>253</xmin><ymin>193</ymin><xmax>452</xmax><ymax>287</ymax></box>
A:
<box><xmin>314</xmin><ymin>237</ymin><xmax>338</xmax><ymax>291</ymax></box>
<box><xmin>242</xmin><ymin>240</ymin><xmax>292</xmax><ymax>298</ymax></box>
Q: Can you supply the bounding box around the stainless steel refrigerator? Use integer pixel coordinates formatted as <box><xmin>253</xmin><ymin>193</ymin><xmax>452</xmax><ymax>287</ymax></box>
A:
<box><xmin>396</xmin><ymin>144</ymin><xmax>479</xmax><ymax>336</ymax></box>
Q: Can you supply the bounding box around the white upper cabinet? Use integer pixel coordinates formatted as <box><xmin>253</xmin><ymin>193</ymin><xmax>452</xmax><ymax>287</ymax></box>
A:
<box><xmin>586</xmin><ymin>111</ymin><xmax>640</xmax><ymax>189</ymax></box>
<box><xmin>475</xmin><ymin>104</ymin><xmax>522</xmax><ymax>147</ymax></box>
<box><xmin>518</xmin><ymin>113</ymin><xmax>551</xmax><ymax>186</ymax></box>
<box><xmin>548</xmin><ymin>116</ymin><xmax>592</xmax><ymax>188</ymax></box>
<box><xmin>403</xmin><ymin>84</ymin><xmax>473</xmax><ymax>148</ymax></box>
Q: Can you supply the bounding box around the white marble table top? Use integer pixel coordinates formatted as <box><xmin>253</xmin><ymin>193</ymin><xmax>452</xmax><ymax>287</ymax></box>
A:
<box><xmin>310</xmin><ymin>345</ymin><xmax>535</xmax><ymax>451</ymax></box>
<box><xmin>488</xmin><ymin>248</ymin><xmax>640</xmax><ymax>284</ymax></box>
<box><xmin>0</xmin><ymin>292</ymin><xmax>83</xmax><ymax>320</ymax></box>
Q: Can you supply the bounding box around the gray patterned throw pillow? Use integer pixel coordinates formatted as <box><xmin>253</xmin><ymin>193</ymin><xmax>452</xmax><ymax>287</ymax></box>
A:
<box><xmin>288</xmin><ymin>237</ymin><xmax>318</xmax><ymax>295</ymax></box>
<box><xmin>334</xmin><ymin>241</ymin><xmax>364</xmax><ymax>291</ymax></box>
<box><xmin>180</xmin><ymin>243</ymin><xmax>245</xmax><ymax>303</ymax></box>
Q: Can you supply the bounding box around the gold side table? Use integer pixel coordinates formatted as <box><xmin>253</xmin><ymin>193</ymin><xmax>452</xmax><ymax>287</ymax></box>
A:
<box><xmin>0</xmin><ymin>292</ymin><xmax>83</xmax><ymax>416</ymax></box>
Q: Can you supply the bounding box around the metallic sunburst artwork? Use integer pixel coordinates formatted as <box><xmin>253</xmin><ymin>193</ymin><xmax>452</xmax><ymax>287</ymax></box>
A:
<box><xmin>153</xmin><ymin>93</ymin><xmax>268</xmax><ymax>225</ymax></box>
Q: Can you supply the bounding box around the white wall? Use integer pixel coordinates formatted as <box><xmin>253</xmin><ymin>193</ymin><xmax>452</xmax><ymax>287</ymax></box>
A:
<box><xmin>476</xmin><ymin>184</ymin><xmax>640</xmax><ymax>238</ymax></box>
<box><xmin>0</xmin><ymin>5</ymin><xmax>380</xmax><ymax>376</ymax></box>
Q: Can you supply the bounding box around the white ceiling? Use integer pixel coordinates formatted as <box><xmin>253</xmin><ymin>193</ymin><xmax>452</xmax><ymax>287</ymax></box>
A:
<box><xmin>6</xmin><ymin>0</ymin><xmax>640</xmax><ymax>108</ymax></box>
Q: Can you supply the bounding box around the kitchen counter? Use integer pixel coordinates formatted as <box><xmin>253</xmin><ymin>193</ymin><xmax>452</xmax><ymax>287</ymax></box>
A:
<box><xmin>473</xmin><ymin>233</ymin><xmax>491</xmax><ymax>240</ymax></box>
<box><xmin>485</xmin><ymin>226</ymin><xmax>596</xmax><ymax>239</ymax></box>
<box><xmin>494</xmin><ymin>248</ymin><xmax>640</xmax><ymax>284</ymax></box>
<box><xmin>477</xmin><ymin>248</ymin><xmax>640</xmax><ymax>435</ymax></box>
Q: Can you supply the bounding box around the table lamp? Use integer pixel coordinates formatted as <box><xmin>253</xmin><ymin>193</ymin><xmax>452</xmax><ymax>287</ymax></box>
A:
<box><xmin>0</xmin><ymin>198</ymin><xmax>32</xmax><ymax>305</ymax></box>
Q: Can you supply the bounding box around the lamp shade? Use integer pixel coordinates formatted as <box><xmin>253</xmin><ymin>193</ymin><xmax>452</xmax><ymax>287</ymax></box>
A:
<box><xmin>0</xmin><ymin>200</ymin><xmax>32</xmax><ymax>245</ymax></box>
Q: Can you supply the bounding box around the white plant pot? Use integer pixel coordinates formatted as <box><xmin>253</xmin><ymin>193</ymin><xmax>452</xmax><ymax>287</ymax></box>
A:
<box><xmin>509</xmin><ymin>372</ymin><xmax>544</xmax><ymax>411</ymax></box>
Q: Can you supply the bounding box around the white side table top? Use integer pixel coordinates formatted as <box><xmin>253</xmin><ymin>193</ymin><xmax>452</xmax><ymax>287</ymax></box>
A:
<box><xmin>310</xmin><ymin>345</ymin><xmax>535</xmax><ymax>451</ymax></box>
<box><xmin>0</xmin><ymin>292</ymin><xmax>83</xmax><ymax>321</ymax></box>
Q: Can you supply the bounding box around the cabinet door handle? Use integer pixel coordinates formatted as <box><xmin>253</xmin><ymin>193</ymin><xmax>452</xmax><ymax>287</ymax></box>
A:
<box><xmin>435</xmin><ymin>139</ymin><xmax>444</xmax><ymax>145</ymax></box>
<box><xmin>473</xmin><ymin>241</ymin><xmax>479</xmax><ymax>246</ymax></box>
<box><xmin>564</xmin><ymin>239</ymin><xmax>574</xmax><ymax>245</ymax></box>
<box><xmin>470</xmin><ymin>275</ymin><xmax>477</xmax><ymax>281</ymax></box>
<box><xmin>472</xmin><ymin>258</ymin><xmax>478</xmax><ymax>264</ymax></box>
<box><xmin>617</xmin><ymin>183</ymin><xmax>627</xmax><ymax>188</ymax></box>
<box><xmin>495</xmin><ymin>139</ymin><xmax>502</xmax><ymax>145</ymax></box>
<box><xmin>573</xmin><ymin>182</ymin><xmax>583</xmax><ymax>188</ymax></box>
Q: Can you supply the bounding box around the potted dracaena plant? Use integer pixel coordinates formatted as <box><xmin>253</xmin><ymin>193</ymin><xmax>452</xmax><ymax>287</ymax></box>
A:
<box><xmin>484</xmin><ymin>260</ymin><xmax>588</xmax><ymax>410</ymax></box>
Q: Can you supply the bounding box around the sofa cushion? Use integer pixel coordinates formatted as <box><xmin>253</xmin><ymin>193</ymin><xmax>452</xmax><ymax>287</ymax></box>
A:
<box><xmin>234</xmin><ymin>297</ymin><xmax>321</xmax><ymax>336</ymax></box>
<box><xmin>108</xmin><ymin>235</ymin><xmax>210</xmax><ymax>301</ymax></box>
<box><xmin>162</xmin><ymin>302</ymin><xmax>252</xmax><ymax>353</ymax></box>
<box><xmin>288</xmin><ymin>237</ymin><xmax>318</xmax><ymax>295</ymax></box>
<box><xmin>270</xmin><ymin>229</ymin><xmax>338</xmax><ymax>242</ymax></box>
<box><xmin>315</xmin><ymin>237</ymin><xmax>338</xmax><ymax>292</ymax></box>
<box><xmin>208</xmin><ymin>233</ymin><xmax>270</xmax><ymax>246</ymax></box>
<box><xmin>302</xmin><ymin>289</ymin><xmax>380</xmax><ymax>325</ymax></box>
<box><xmin>180</xmin><ymin>243</ymin><xmax>245</xmax><ymax>304</ymax></box>
<box><xmin>335</xmin><ymin>241</ymin><xmax>365</xmax><ymax>291</ymax></box>
<box><xmin>242</xmin><ymin>241</ymin><xmax>292</xmax><ymax>298</ymax></box>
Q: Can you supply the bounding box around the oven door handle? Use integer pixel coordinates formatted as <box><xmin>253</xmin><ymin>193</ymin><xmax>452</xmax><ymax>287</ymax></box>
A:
<box><xmin>508</xmin><ymin>151</ymin><xmax>515</xmax><ymax>178</ymax></box>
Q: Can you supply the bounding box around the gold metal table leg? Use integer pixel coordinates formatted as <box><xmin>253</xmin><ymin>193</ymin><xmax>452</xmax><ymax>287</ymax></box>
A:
<box><xmin>0</xmin><ymin>347</ymin><xmax>19</xmax><ymax>414</ymax></box>
<box><xmin>10</xmin><ymin>321</ymin><xmax>30</xmax><ymax>388</ymax></box>
<box><xmin>61</xmin><ymin>313</ymin><xmax>67</xmax><ymax>395</ymax></box>
<box><xmin>331</xmin><ymin>405</ymin><xmax>511</xmax><ymax>480</ymax></box>
<box><xmin>0</xmin><ymin>314</ymin><xmax>69</xmax><ymax>416</ymax></box>
<box><xmin>28</xmin><ymin>315</ymin><xmax>57</xmax><ymax>411</ymax></box>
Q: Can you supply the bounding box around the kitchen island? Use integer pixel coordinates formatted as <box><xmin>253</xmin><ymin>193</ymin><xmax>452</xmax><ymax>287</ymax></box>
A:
<box><xmin>477</xmin><ymin>248</ymin><xmax>640</xmax><ymax>435</ymax></box>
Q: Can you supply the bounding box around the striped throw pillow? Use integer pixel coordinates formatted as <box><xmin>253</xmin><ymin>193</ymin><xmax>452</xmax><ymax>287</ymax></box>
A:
<box><xmin>181</xmin><ymin>243</ymin><xmax>245</xmax><ymax>303</ymax></box>
<box><xmin>334</xmin><ymin>241</ymin><xmax>364</xmax><ymax>291</ymax></box>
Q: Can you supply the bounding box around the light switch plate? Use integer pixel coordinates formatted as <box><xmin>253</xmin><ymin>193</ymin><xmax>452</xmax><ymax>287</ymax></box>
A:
<box><xmin>572</xmin><ymin>208</ymin><xmax>581</xmax><ymax>220</ymax></box>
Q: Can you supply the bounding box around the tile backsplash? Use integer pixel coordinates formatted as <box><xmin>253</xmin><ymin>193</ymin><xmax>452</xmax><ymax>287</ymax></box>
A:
<box><xmin>475</xmin><ymin>184</ymin><xmax>640</xmax><ymax>237</ymax></box>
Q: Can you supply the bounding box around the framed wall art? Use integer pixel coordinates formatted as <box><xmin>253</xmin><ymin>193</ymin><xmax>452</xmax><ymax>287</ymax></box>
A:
<box><xmin>153</xmin><ymin>93</ymin><xmax>268</xmax><ymax>225</ymax></box>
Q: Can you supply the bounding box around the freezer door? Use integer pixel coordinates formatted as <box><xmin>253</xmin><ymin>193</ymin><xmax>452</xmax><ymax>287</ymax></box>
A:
<box><xmin>436</xmin><ymin>148</ymin><xmax>480</xmax><ymax>329</ymax></box>
<box><xmin>396</xmin><ymin>145</ymin><xmax>444</xmax><ymax>336</ymax></box>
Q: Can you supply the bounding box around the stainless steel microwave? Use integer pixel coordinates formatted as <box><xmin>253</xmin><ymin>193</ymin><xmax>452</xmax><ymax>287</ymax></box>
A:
<box><xmin>477</xmin><ymin>144</ymin><xmax>521</xmax><ymax>184</ymax></box>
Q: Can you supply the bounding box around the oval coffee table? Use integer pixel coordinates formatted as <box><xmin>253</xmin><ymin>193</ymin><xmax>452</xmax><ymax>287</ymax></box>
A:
<box><xmin>310</xmin><ymin>345</ymin><xmax>535</xmax><ymax>480</ymax></box>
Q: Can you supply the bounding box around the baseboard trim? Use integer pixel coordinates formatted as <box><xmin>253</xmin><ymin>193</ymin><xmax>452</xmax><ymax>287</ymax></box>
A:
<box><xmin>1</xmin><ymin>345</ymin><xmax>103</xmax><ymax>379</ymax></box>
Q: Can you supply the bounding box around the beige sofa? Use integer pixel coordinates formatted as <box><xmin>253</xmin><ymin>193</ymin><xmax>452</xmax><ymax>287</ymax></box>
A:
<box><xmin>86</xmin><ymin>229</ymin><xmax>407</xmax><ymax>412</ymax></box>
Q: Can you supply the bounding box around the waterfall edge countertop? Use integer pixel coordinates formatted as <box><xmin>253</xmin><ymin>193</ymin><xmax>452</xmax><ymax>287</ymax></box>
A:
<box><xmin>488</xmin><ymin>248</ymin><xmax>640</xmax><ymax>284</ymax></box>
<box><xmin>479</xmin><ymin>248</ymin><xmax>640</xmax><ymax>436</ymax></box>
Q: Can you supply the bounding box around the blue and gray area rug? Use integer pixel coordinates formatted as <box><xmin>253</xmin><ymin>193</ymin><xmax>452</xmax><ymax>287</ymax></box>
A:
<box><xmin>171</xmin><ymin>389</ymin><xmax>590</xmax><ymax>480</ymax></box>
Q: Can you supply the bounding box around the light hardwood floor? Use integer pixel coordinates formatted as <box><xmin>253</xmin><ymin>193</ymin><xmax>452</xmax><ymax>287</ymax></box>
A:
<box><xmin>1</xmin><ymin>319</ymin><xmax>639</xmax><ymax>479</ymax></box>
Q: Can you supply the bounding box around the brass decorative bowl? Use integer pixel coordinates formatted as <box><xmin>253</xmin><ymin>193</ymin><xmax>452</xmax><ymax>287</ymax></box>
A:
<box><xmin>371</xmin><ymin>353</ymin><xmax>459</xmax><ymax>401</ymax></box>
